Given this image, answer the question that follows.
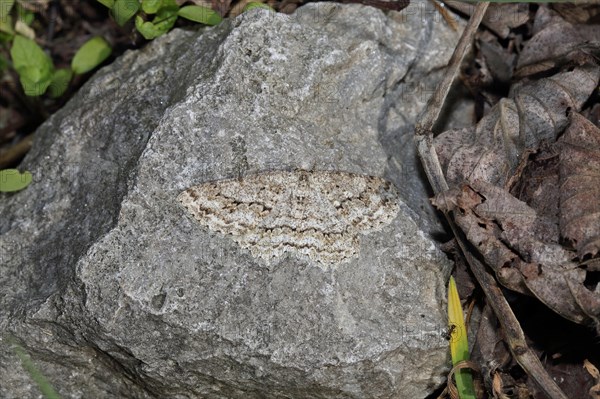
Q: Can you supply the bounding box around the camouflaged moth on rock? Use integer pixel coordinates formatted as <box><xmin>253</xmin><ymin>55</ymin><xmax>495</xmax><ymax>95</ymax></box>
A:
<box><xmin>178</xmin><ymin>170</ymin><xmax>400</xmax><ymax>267</ymax></box>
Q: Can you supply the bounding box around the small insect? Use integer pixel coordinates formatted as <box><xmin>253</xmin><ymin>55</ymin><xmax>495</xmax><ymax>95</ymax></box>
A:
<box><xmin>443</xmin><ymin>324</ymin><xmax>457</xmax><ymax>341</ymax></box>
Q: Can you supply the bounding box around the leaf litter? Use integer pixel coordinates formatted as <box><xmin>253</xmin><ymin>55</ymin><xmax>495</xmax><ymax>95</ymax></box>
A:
<box><xmin>427</xmin><ymin>3</ymin><xmax>600</xmax><ymax>398</ymax></box>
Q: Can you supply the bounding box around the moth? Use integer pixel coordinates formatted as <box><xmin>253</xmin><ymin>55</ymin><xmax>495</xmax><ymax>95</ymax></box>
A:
<box><xmin>178</xmin><ymin>170</ymin><xmax>400</xmax><ymax>267</ymax></box>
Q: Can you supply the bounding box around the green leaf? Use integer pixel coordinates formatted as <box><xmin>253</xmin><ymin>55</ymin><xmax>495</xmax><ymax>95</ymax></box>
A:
<box><xmin>10</xmin><ymin>340</ymin><xmax>61</xmax><ymax>398</ymax></box>
<box><xmin>448</xmin><ymin>276</ymin><xmax>476</xmax><ymax>399</ymax></box>
<box><xmin>0</xmin><ymin>0</ymin><xmax>14</xmax><ymax>15</ymax></box>
<box><xmin>111</xmin><ymin>0</ymin><xmax>140</xmax><ymax>26</ymax></box>
<box><xmin>16</xmin><ymin>3</ymin><xmax>33</xmax><ymax>25</ymax></box>
<box><xmin>49</xmin><ymin>68</ymin><xmax>72</xmax><ymax>97</ymax></box>
<box><xmin>96</xmin><ymin>0</ymin><xmax>115</xmax><ymax>8</ymax></box>
<box><xmin>159</xmin><ymin>0</ymin><xmax>178</xmax><ymax>11</ymax></box>
<box><xmin>136</xmin><ymin>15</ymin><xmax>163</xmax><ymax>39</ymax></box>
<box><xmin>0</xmin><ymin>0</ymin><xmax>15</xmax><ymax>23</ymax></box>
<box><xmin>0</xmin><ymin>17</ymin><xmax>13</xmax><ymax>36</ymax></box>
<box><xmin>0</xmin><ymin>0</ymin><xmax>13</xmax><ymax>38</ymax></box>
<box><xmin>135</xmin><ymin>7</ymin><xmax>177</xmax><ymax>40</ymax></box>
<box><xmin>178</xmin><ymin>5</ymin><xmax>221</xmax><ymax>26</ymax></box>
<box><xmin>71</xmin><ymin>36</ymin><xmax>112</xmax><ymax>75</ymax></box>
<box><xmin>10</xmin><ymin>35</ymin><xmax>50</xmax><ymax>71</ymax></box>
<box><xmin>141</xmin><ymin>0</ymin><xmax>162</xmax><ymax>14</ymax></box>
<box><xmin>136</xmin><ymin>1</ymin><xmax>178</xmax><ymax>40</ymax></box>
<box><xmin>10</xmin><ymin>35</ymin><xmax>54</xmax><ymax>96</ymax></box>
<box><xmin>19</xmin><ymin>65</ymin><xmax>52</xmax><ymax>95</ymax></box>
<box><xmin>0</xmin><ymin>169</ymin><xmax>32</xmax><ymax>192</ymax></box>
<box><xmin>243</xmin><ymin>2</ymin><xmax>274</xmax><ymax>12</ymax></box>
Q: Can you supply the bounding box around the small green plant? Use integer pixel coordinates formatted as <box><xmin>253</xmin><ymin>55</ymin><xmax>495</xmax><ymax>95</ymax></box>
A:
<box><xmin>0</xmin><ymin>169</ymin><xmax>32</xmax><ymax>192</ymax></box>
<box><xmin>8</xmin><ymin>33</ymin><xmax>111</xmax><ymax>97</ymax></box>
<box><xmin>2</xmin><ymin>0</ymin><xmax>273</xmax><ymax>96</ymax></box>
<box><xmin>243</xmin><ymin>2</ymin><xmax>275</xmax><ymax>12</ymax></box>
<box><xmin>98</xmin><ymin>0</ymin><xmax>223</xmax><ymax>40</ymax></box>
<box><xmin>10</xmin><ymin>34</ymin><xmax>54</xmax><ymax>96</ymax></box>
<box><xmin>8</xmin><ymin>337</ymin><xmax>61</xmax><ymax>399</ymax></box>
<box><xmin>447</xmin><ymin>276</ymin><xmax>476</xmax><ymax>399</ymax></box>
<box><xmin>2</xmin><ymin>0</ymin><xmax>113</xmax><ymax>97</ymax></box>
<box><xmin>71</xmin><ymin>36</ymin><xmax>112</xmax><ymax>75</ymax></box>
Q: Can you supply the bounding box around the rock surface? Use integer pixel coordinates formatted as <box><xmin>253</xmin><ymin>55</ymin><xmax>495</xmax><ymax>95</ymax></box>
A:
<box><xmin>0</xmin><ymin>3</ymin><xmax>463</xmax><ymax>398</ymax></box>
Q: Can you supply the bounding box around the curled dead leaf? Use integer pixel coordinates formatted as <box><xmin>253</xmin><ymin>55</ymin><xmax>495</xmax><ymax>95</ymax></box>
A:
<box><xmin>435</xmin><ymin>66</ymin><xmax>600</xmax><ymax>188</ymax></box>
<box><xmin>516</xmin><ymin>7</ymin><xmax>600</xmax><ymax>77</ymax></box>
<box><xmin>443</xmin><ymin>1</ymin><xmax>529</xmax><ymax>39</ymax></box>
<box><xmin>433</xmin><ymin>180</ymin><xmax>593</xmax><ymax>325</ymax></box>
<box><xmin>559</xmin><ymin>112</ymin><xmax>600</xmax><ymax>260</ymax></box>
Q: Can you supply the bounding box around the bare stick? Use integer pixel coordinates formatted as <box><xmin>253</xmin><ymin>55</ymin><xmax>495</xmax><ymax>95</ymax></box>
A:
<box><xmin>461</xmin><ymin>250</ymin><xmax>569</xmax><ymax>399</ymax></box>
<box><xmin>415</xmin><ymin>2</ymin><xmax>488</xmax><ymax>196</ymax></box>
<box><xmin>413</xmin><ymin>3</ymin><xmax>569</xmax><ymax>399</ymax></box>
<box><xmin>416</xmin><ymin>2</ymin><xmax>488</xmax><ymax>135</ymax></box>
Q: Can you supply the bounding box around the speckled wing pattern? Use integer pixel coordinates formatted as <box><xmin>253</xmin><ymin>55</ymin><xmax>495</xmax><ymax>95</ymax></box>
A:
<box><xmin>178</xmin><ymin>170</ymin><xmax>400</xmax><ymax>267</ymax></box>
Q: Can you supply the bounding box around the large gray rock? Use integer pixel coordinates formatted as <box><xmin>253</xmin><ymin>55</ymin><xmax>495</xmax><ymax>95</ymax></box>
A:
<box><xmin>0</xmin><ymin>3</ymin><xmax>463</xmax><ymax>398</ymax></box>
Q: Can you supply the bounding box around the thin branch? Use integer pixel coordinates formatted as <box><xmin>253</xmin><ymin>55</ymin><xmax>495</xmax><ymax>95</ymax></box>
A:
<box><xmin>416</xmin><ymin>2</ymin><xmax>488</xmax><ymax>135</ymax></box>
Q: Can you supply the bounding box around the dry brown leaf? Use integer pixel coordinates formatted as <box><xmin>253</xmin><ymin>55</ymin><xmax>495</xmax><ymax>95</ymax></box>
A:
<box><xmin>212</xmin><ymin>0</ymin><xmax>232</xmax><ymax>16</ymax></box>
<box><xmin>430</xmin><ymin>8</ymin><xmax>600</xmax><ymax>334</ymax></box>
<box><xmin>432</xmin><ymin>185</ymin><xmax>531</xmax><ymax>295</ymax></box>
<box><xmin>585</xmin><ymin>359</ymin><xmax>600</xmax><ymax>380</ymax></box>
<box><xmin>421</xmin><ymin>5</ymin><xmax>598</xmax><ymax>397</ymax></box>
<box><xmin>422</xmin><ymin>5</ymin><xmax>600</xmax><ymax>397</ymax></box>
<box><xmin>433</xmin><ymin>90</ymin><xmax>600</xmax><ymax>329</ymax></box>
<box><xmin>187</xmin><ymin>0</ymin><xmax>213</xmax><ymax>9</ymax></box>
<box><xmin>559</xmin><ymin>112</ymin><xmax>600</xmax><ymax>260</ymax></box>
<box><xmin>443</xmin><ymin>1</ymin><xmax>529</xmax><ymax>39</ymax></box>
<box><xmin>565</xmin><ymin>268</ymin><xmax>600</xmax><ymax>332</ymax></box>
<box><xmin>478</xmin><ymin>35</ymin><xmax>515</xmax><ymax>84</ymax></box>
<box><xmin>584</xmin><ymin>359</ymin><xmax>600</xmax><ymax>399</ymax></box>
<box><xmin>552</xmin><ymin>2</ymin><xmax>600</xmax><ymax>25</ymax></box>
<box><xmin>584</xmin><ymin>103</ymin><xmax>600</xmax><ymax>128</ymax></box>
<box><xmin>16</xmin><ymin>0</ymin><xmax>50</xmax><ymax>12</ymax></box>
<box><xmin>511</xmin><ymin>142</ymin><xmax>560</xmax><ymax>241</ymax></box>
<box><xmin>433</xmin><ymin>180</ymin><xmax>593</xmax><ymax>325</ymax></box>
<box><xmin>434</xmin><ymin>66</ymin><xmax>600</xmax><ymax>188</ymax></box>
<box><xmin>516</xmin><ymin>7</ymin><xmax>600</xmax><ymax>77</ymax></box>
<box><xmin>474</xmin><ymin>306</ymin><xmax>516</xmax><ymax>399</ymax></box>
